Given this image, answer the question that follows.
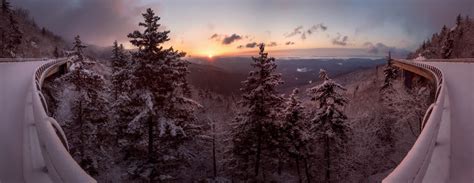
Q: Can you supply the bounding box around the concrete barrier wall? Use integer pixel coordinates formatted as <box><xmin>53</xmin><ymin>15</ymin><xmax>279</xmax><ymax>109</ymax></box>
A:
<box><xmin>383</xmin><ymin>59</ymin><xmax>447</xmax><ymax>183</ymax></box>
<box><xmin>0</xmin><ymin>58</ymin><xmax>50</xmax><ymax>62</ymax></box>
<box><xmin>31</xmin><ymin>58</ymin><xmax>96</xmax><ymax>183</ymax></box>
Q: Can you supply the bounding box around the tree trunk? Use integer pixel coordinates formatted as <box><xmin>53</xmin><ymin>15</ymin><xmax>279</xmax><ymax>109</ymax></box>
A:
<box><xmin>295</xmin><ymin>157</ymin><xmax>302</xmax><ymax>183</ymax></box>
<box><xmin>325</xmin><ymin>134</ymin><xmax>331</xmax><ymax>183</ymax></box>
<box><xmin>79</xmin><ymin>99</ymin><xmax>84</xmax><ymax>161</ymax></box>
<box><xmin>304</xmin><ymin>157</ymin><xmax>311</xmax><ymax>183</ymax></box>
<box><xmin>148</xmin><ymin>116</ymin><xmax>154</xmax><ymax>162</ymax></box>
<box><xmin>278</xmin><ymin>158</ymin><xmax>282</xmax><ymax>175</ymax></box>
<box><xmin>255</xmin><ymin>124</ymin><xmax>262</xmax><ymax>178</ymax></box>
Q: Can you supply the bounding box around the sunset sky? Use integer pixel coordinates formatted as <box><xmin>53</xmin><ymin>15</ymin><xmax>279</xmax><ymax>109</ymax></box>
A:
<box><xmin>13</xmin><ymin>0</ymin><xmax>474</xmax><ymax>57</ymax></box>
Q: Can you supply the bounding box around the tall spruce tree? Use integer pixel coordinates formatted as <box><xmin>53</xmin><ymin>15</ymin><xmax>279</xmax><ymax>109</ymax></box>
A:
<box><xmin>456</xmin><ymin>14</ymin><xmax>463</xmax><ymax>26</ymax></box>
<box><xmin>125</xmin><ymin>8</ymin><xmax>199</xmax><ymax>181</ymax></box>
<box><xmin>1</xmin><ymin>0</ymin><xmax>10</xmax><ymax>13</ymax></box>
<box><xmin>231</xmin><ymin>44</ymin><xmax>284</xmax><ymax>180</ymax></box>
<box><xmin>308</xmin><ymin>69</ymin><xmax>349</xmax><ymax>183</ymax></box>
<box><xmin>73</xmin><ymin>35</ymin><xmax>87</xmax><ymax>61</ymax></box>
<box><xmin>53</xmin><ymin>46</ymin><xmax>60</xmax><ymax>58</ymax></box>
<box><xmin>6</xmin><ymin>14</ymin><xmax>22</xmax><ymax>57</ymax></box>
<box><xmin>109</xmin><ymin>40</ymin><xmax>135</xmax><ymax>152</ymax></box>
<box><xmin>381</xmin><ymin>62</ymin><xmax>398</xmax><ymax>92</ymax></box>
<box><xmin>61</xmin><ymin>36</ymin><xmax>109</xmax><ymax>176</ymax></box>
<box><xmin>281</xmin><ymin>88</ymin><xmax>311</xmax><ymax>182</ymax></box>
<box><xmin>111</xmin><ymin>40</ymin><xmax>128</xmax><ymax>100</ymax></box>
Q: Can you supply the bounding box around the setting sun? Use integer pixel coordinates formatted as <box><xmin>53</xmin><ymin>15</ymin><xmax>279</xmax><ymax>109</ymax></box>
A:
<box><xmin>208</xmin><ymin>53</ymin><xmax>213</xmax><ymax>59</ymax></box>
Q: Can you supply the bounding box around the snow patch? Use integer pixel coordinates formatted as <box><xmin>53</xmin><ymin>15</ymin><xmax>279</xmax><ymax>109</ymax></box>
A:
<box><xmin>296</xmin><ymin>67</ymin><xmax>311</xmax><ymax>72</ymax></box>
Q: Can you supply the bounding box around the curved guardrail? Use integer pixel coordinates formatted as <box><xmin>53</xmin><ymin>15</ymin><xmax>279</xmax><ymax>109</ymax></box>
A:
<box><xmin>383</xmin><ymin>59</ymin><xmax>446</xmax><ymax>182</ymax></box>
<box><xmin>32</xmin><ymin>58</ymin><xmax>96</xmax><ymax>182</ymax></box>
<box><xmin>0</xmin><ymin>58</ymin><xmax>50</xmax><ymax>62</ymax></box>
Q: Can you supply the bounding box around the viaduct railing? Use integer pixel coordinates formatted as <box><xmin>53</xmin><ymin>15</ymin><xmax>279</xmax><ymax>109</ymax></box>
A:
<box><xmin>383</xmin><ymin>59</ymin><xmax>447</xmax><ymax>182</ymax></box>
<box><xmin>31</xmin><ymin>58</ymin><xmax>96</xmax><ymax>182</ymax></box>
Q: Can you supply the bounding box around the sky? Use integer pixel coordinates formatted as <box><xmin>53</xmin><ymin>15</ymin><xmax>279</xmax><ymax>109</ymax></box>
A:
<box><xmin>12</xmin><ymin>0</ymin><xmax>474</xmax><ymax>58</ymax></box>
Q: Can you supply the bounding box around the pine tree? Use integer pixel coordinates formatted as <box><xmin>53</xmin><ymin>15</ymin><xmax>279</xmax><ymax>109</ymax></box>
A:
<box><xmin>231</xmin><ymin>44</ymin><xmax>284</xmax><ymax>180</ymax></box>
<box><xmin>61</xmin><ymin>36</ymin><xmax>109</xmax><ymax>176</ymax></box>
<box><xmin>456</xmin><ymin>14</ymin><xmax>462</xmax><ymax>26</ymax></box>
<box><xmin>111</xmin><ymin>40</ymin><xmax>128</xmax><ymax>100</ymax></box>
<box><xmin>6</xmin><ymin>14</ymin><xmax>22</xmax><ymax>57</ymax></box>
<box><xmin>381</xmin><ymin>62</ymin><xmax>398</xmax><ymax>92</ymax></box>
<box><xmin>307</xmin><ymin>69</ymin><xmax>349</xmax><ymax>183</ymax></box>
<box><xmin>53</xmin><ymin>46</ymin><xmax>60</xmax><ymax>58</ymax></box>
<box><xmin>281</xmin><ymin>88</ymin><xmax>311</xmax><ymax>182</ymax></box>
<box><xmin>125</xmin><ymin>8</ymin><xmax>199</xmax><ymax>181</ymax></box>
<box><xmin>109</xmin><ymin>40</ymin><xmax>134</xmax><ymax>151</ymax></box>
<box><xmin>72</xmin><ymin>35</ymin><xmax>87</xmax><ymax>61</ymax></box>
<box><xmin>440</xmin><ymin>25</ymin><xmax>448</xmax><ymax>37</ymax></box>
<box><xmin>1</xmin><ymin>0</ymin><xmax>10</xmax><ymax>13</ymax></box>
<box><xmin>442</xmin><ymin>32</ymin><xmax>454</xmax><ymax>59</ymax></box>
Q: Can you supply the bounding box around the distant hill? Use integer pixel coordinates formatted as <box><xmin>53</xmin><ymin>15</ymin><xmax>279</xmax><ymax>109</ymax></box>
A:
<box><xmin>408</xmin><ymin>14</ymin><xmax>474</xmax><ymax>59</ymax></box>
<box><xmin>187</xmin><ymin>63</ymin><xmax>245</xmax><ymax>96</ymax></box>
<box><xmin>0</xmin><ymin>7</ymin><xmax>68</xmax><ymax>58</ymax></box>
<box><xmin>187</xmin><ymin>57</ymin><xmax>385</xmax><ymax>95</ymax></box>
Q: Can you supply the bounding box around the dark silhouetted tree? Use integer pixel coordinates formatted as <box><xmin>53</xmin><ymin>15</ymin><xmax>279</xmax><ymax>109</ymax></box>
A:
<box><xmin>456</xmin><ymin>14</ymin><xmax>462</xmax><ymax>26</ymax></box>
<box><xmin>5</xmin><ymin>14</ymin><xmax>22</xmax><ymax>57</ymax></box>
<box><xmin>381</xmin><ymin>62</ymin><xmax>398</xmax><ymax>92</ymax></box>
<box><xmin>53</xmin><ymin>46</ymin><xmax>60</xmax><ymax>58</ymax></box>
<box><xmin>72</xmin><ymin>35</ymin><xmax>87</xmax><ymax>61</ymax></box>
<box><xmin>60</xmin><ymin>36</ymin><xmax>110</xmax><ymax>176</ymax></box>
<box><xmin>308</xmin><ymin>69</ymin><xmax>349</xmax><ymax>183</ymax></box>
<box><xmin>125</xmin><ymin>8</ymin><xmax>200</xmax><ymax>181</ymax></box>
<box><xmin>110</xmin><ymin>40</ymin><xmax>128</xmax><ymax>100</ymax></box>
<box><xmin>231</xmin><ymin>44</ymin><xmax>284</xmax><ymax>180</ymax></box>
<box><xmin>281</xmin><ymin>88</ymin><xmax>311</xmax><ymax>182</ymax></box>
<box><xmin>2</xmin><ymin>0</ymin><xmax>10</xmax><ymax>13</ymax></box>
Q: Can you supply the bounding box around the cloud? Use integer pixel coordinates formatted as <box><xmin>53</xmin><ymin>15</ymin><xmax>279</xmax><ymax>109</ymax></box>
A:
<box><xmin>12</xmin><ymin>0</ymin><xmax>152</xmax><ymax>46</ymax></box>
<box><xmin>306</xmin><ymin>24</ymin><xmax>327</xmax><ymax>35</ymax></box>
<box><xmin>267</xmin><ymin>42</ymin><xmax>277</xmax><ymax>47</ymax></box>
<box><xmin>222</xmin><ymin>34</ymin><xmax>242</xmax><ymax>45</ymax></box>
<box><xmin>245</xmin><ymin>42</ymin><xmax>258</xmax><ymax>48</ymax></box>
<box><xmin>332</xmin><ymin>34</ymin><xmax>349</xmax><ymax>46</ymax></box>
<box><xmin>209</xmin><ymin>33</ymin><xmax>220</xmax><ymax>40</ymax></box>
<box><xmin>237</xmin><ymin>42</ymin><xmax>275</xmax><ymax>49</ymax></box>
<box><xmin>353</xmin><ymin>0</ymin><xmax>474</xmax><ymax>44</ymax></box>
<box><xmin>364</xmin><ymin>42</ymin><xmax>410</xmax><ymax>58</ymax></box>
<box><xmin>285</xmin><ymin>25</ymin><xmax>304</xmax><ymax>38</ymax></box>
<box><xmin>285</xmin><ymin>41</ymin><xmax>295</xmax><ymax>45</ymax></box>
<box><xmin>286</xmin><ymin>24</ymin><xmax>328</xmax><ymax>40</ymax></box>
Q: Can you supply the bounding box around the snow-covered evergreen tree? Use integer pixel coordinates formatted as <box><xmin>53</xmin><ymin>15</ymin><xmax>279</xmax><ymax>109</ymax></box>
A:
<box><xmin>456</xmin><ymin>14</ymin><xmax>463</xmax><ymax>26</ymax></box>
<box><xmin>59</xmin><ymin>36</ymin><xmax>110</xmax><ymax>176</ymax></box>
<box><xmin>124</xmin><ymin>8</ymin><xmax>200</xmax><ymax>181</ymax></box>
<box><xmin>1</xmin><ymin>0</ymin><xmax>10</xmax><ymax>13</ymax></box>
<box><xmin>72</xmin><ymin>35</ymin><xmax>86</xmax><ymax>61</ymax></box>
<box><xmin>281</xmin><ymin>88</ymin><xmax>312</xmax><ymax>182</ymax></box>
<box><xmin>231</xmin><ymin>43</ymin><xmax>284</xmax><ymax>180</ymax></box>
<box><xmin>110</xmin><ymin>40</ymin><xmax>128</xmax><ymax>100</ymax></box>
<box><xmin>307</xmin><ymin>69</ymin><xmax>349</xmax><ymax>183</ymax></box>
<box><xmin>5</xmin><ymin>14</ymin><xmax>22</xmax><ymax>57</ymax></box>
<box><xmin>53</xmin><ymin>46</ymin><xmax>60</xmax><ymax>58</ymax></box>
<box><xmin>381</xmin><ymin>62</ymin><xmax>398</xmax><ymax>92</ymax></box>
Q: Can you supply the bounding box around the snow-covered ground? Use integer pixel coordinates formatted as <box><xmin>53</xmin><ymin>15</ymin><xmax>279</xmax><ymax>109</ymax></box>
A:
<box><xmin>0</xmin><ymin>61</ymin><xmax>47</xmax><ymax>182</ymax></box>
<box><xmin>423</xmin><ymin>62</ymin><xmax>474</xmax><ymax>182</ymax></box>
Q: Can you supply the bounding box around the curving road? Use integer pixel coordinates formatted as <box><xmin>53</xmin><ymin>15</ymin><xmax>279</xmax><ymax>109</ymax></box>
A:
<box><xmin>423</xmin><ymin>61</ymin><xmax>474</xmax><ymax>182</ymax></box>
<box><xmin>0</xmin><ymin>61</ymin><xmax>48</xmax><ymax>182</ymax></box>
